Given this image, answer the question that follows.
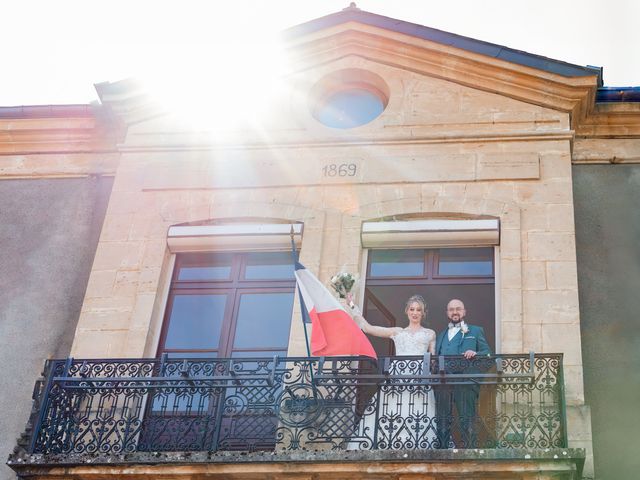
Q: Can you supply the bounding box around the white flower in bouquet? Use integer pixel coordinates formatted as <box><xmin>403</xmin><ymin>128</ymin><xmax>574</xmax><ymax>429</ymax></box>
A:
<box><xmin>329</xmin><ymin>272</ymin><xmax>357</xmax><ymax>300</ymax></box>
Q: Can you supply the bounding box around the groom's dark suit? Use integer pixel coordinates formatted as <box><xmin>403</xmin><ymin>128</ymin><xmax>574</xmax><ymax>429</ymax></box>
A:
<box><xmin>435</xmin><ymin>324</ymin><xmax>491</xmax><ymax>448</ymax></box>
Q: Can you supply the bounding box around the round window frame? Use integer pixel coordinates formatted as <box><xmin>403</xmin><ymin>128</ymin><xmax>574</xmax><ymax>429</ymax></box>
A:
<box><xmin>309</xmin><ymin>69</ymin><xmax>390</xmax><ymax>129</ymax></box>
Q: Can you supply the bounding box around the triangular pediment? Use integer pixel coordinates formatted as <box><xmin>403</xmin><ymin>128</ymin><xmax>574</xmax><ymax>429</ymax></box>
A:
<box><xmin>96</xmin><ymin>6</ymin><xmax>605</xmax><ymax>146</ymax></box>
<box><xmin>281</xmin><ymin>6</ymin><xmax>600</xmax><ymax>117</ymax></box>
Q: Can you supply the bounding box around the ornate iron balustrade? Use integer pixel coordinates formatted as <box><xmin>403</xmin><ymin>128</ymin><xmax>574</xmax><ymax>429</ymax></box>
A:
<box><xmin>27</xmin><ymin>354</ymin><xmax>566</xmax><ymax>455</ymax></box>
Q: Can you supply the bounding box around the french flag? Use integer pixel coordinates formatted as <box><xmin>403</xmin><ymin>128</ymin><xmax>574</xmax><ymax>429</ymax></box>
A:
<box><xmin>294</xmin><ymin>263</ymin><xmax>377</xmax><ymax>359</ymax></box>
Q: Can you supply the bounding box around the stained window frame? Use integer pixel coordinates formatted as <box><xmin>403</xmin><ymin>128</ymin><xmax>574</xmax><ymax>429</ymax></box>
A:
<box><xmin>157</xmin><ymin>251</ymin><xmax>296</xmax><ymax>359</ymax></box>
<box><xmin>366</xmin><ymin>247</ymin><xmax>495</xmax><ymax>285</ymax></box>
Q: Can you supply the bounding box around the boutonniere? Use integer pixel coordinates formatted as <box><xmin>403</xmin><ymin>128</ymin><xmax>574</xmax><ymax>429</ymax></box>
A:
<box><xmin>460</xmin><ymin>321</ymin><xmax>469</xmax><ymax>335</ymax></box>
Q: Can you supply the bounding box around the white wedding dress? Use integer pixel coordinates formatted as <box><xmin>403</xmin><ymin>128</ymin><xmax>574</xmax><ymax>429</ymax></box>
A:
<box><xmin>348</xmin><ymin>328</ymin><xmax>437</xmax><ymax>450</ymax></box>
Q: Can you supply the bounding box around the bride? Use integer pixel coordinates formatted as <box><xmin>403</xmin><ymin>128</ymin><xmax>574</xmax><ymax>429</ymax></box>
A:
<box><xmin>346</xmin><ymin>293</ymin><xmax>437</xmax><ymax>449</ymax></box>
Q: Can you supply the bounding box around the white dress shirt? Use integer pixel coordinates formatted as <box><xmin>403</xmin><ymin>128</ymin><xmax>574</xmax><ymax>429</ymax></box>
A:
<box><xmin>447</xmin><ymin>325</ymin><xmax>461</xmax><ymax>341</ymax></box>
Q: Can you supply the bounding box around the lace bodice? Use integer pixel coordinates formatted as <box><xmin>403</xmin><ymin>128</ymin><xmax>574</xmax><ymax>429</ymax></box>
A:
<box><xmin>391</xmin><ymin>328</ymin><xmax>435</xmax><ymax>356</ymax></box>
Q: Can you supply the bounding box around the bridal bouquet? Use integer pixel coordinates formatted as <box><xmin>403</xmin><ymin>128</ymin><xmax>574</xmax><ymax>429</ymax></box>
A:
<box><xmin>329</xmin><ymin>272</ymin><xmax>357</xmax><ymax>300</ymax></box>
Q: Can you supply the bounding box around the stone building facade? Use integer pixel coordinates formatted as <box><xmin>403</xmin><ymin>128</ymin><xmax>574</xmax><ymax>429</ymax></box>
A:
<box><xmin>3</xmin><ymin>7</ymin><xmax>639</xmax><ymax>480</ymax></box>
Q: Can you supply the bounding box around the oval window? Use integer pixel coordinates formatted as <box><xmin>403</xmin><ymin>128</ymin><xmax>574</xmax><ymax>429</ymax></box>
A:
<box><xmin>310</xmin><ymin>69</ymin><xmax>389</xmax><ymax>129</ymax></box>
<box><xmin>316</xmin><ymin>86</ymin><xmax>385</xmax><ymax>129</ymax></box>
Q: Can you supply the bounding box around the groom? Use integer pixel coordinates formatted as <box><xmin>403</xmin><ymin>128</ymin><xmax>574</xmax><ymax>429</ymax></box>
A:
<box><xmin>434</xmin><ymin>298</ymin><xmax>491</xmax><ymax>448</ymax></box>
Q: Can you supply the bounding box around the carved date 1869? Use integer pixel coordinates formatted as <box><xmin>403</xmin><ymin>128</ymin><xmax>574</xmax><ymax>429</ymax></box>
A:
<box><xmin>322</xmin><ymin>163</ymin><xmax>357</xmax><ymax>178</ymax></box>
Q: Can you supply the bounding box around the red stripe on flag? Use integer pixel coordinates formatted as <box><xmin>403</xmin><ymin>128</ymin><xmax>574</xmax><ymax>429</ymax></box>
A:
<box><xmin>309</xmin><ymin>306</ymin><xmax>377</xmax><ymax>358</ymax></box>
<box><xmin>295</xmin><ymin>265</ymin><xmax>376</xmax><ymax>358</ymax></box>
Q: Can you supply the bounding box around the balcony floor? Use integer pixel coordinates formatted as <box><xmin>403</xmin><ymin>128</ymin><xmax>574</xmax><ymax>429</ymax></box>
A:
<box><xmin>9</xmin><ymin>447</ymin><xmax>585</xmax><ymax>480</ymax></box>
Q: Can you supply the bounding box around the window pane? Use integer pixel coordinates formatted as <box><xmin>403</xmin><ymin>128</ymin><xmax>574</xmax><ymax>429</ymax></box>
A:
<box><xmin>244</xmin><ymin>252</ymin><xmax>295</xmax><ymax>280</ymax></box>
<box><xmin>438</xmin><ymin>248</ymin><xmax>494</xmax><ymax>276</ymax></box>
<box><xmin>369</xmin><ymin>249</ymin><xmax>424</xmax><ymax>277</ymax></box>
<box><xmin>231</xmin><ymin>350</ymin><xmax>288</xmax><ymax>358</ymax></box>
<box><xmin>316</xmin><ymin>88</ymin><xmax>385</xmax><ymax>129</ymax></box>
<box><xmin>177</xmin><ymin>253</ymin><xmax>233</xmax><ymax>281</ymax></box>
<box><xmin>165</xmin><ymin>351</ymin><xmax>218</xmax><ymax>359</ymax></box>
<box><xmin>164</xmin><ymin>294</ymin><xmax>227</xmax><ymax>349</ymax></box>
<box><xmin>230</xmin><ymin>352</ymin><xmax>287</xmax><ymax>374</ymax></box>
<box><xmin>367</xmin><ymin>283</ymin><xmax>496</xmax><ymax>354</ymax></box>
<box><xmin>232</xmin><ymin>293</ymin><xmax>294</xmax><ymax>349</ymax></box>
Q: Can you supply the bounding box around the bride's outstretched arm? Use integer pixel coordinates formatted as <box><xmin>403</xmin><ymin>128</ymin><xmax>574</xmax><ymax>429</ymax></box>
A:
<box><xmin>346</xmin><ymin>293</ymin><xmax>401</xmax><ymax>339</ymax></box>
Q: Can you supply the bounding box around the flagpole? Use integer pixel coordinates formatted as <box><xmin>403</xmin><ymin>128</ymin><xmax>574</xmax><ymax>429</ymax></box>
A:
<box><xmin>290</xmin><ymin>225</ymin><xmax>318</xmax><ymax>396</ymax></box>
<box><xmin>290</xmin><ymin>225</ymin><xmax>312</xmax><ymax>358</ymax></box>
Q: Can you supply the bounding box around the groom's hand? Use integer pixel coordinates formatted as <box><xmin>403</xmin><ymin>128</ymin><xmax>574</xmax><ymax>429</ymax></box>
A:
<box><xmin>463</xmin><ymin>350</ymin><xmax>477</xmax><ymax>359</ymax></box>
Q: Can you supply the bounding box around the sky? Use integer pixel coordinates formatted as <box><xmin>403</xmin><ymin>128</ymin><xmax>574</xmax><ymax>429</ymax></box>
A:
<box><xmin>2</xmin><ymin>0</ymin><xmax>639</xmax><ymax>106</ymax></box>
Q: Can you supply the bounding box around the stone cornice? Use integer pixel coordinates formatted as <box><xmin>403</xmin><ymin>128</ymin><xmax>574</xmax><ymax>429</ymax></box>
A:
<box><xmin>117</xmin><ymin>130</ymin><xmax>574</xmax><ymax>153</ymax></box>
<box><xmin>575</xmin><ymin>103</ymin><xmax>640</xmax><ymax>138</ymax></box>
<box><xmin>0</xmin><ymin>106</ymin><xmax>123</xmax><ymax>155</ymax></box>
<box><xmin>94</xmin><ymin>80</ymin><xmax>167</xmax><ymax>128</ymax></box>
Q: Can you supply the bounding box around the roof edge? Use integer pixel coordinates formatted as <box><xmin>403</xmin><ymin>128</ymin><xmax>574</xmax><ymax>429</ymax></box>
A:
<box><xmin>282</xmin><ymin>7</ymin><xmax>603</xmax><ymax>84</ymax></box>
<box><xmin>0</xmin><ymin>104</ymin><xmax>100</xmax><ymax>119</ymax></box>
<box><xmin>596</xmin><ymin>86</ymin><xmax>640</xmax><ymax>103</ymax></box>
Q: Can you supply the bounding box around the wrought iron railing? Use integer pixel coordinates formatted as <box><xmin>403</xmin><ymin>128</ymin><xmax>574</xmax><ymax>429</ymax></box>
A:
<box><xmin>27</xmin><ymin>353</ymin><xmax>566</xmax><ymax>455</ymax></box>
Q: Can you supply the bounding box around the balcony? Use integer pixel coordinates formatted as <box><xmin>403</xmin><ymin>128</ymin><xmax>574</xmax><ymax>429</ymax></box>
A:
<box><xmin>9</xmin><ymin>354</ymin><xmax>585</xmax><ymax>479</ymax></box>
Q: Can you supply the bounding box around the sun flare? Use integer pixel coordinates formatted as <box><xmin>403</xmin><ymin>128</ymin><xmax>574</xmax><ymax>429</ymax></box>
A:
<box><xmin>138</xmin><ymin>36</ymin><xmax>289</xmax><ymax>130</ymax></box>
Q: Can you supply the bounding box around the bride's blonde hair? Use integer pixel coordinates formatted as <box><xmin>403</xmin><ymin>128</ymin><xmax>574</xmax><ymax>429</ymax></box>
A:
<box><xmin>405</xmin><ymin>294</ymin><xmax>427</xmax><ymax>319</ymax></box>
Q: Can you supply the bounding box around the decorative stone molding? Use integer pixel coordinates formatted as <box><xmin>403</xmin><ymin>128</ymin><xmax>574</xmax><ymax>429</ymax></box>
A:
<box><xmin>0</xmin><ymin>106</ymin><xmax>123</xmax><ymax>156</ymax></box>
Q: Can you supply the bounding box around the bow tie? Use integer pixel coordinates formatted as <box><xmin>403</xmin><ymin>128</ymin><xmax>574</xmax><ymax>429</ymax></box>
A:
<box><xmin>448</xmin><ymin>323</ymin><xmax>459</xmax><ymax>330</ymax></box>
